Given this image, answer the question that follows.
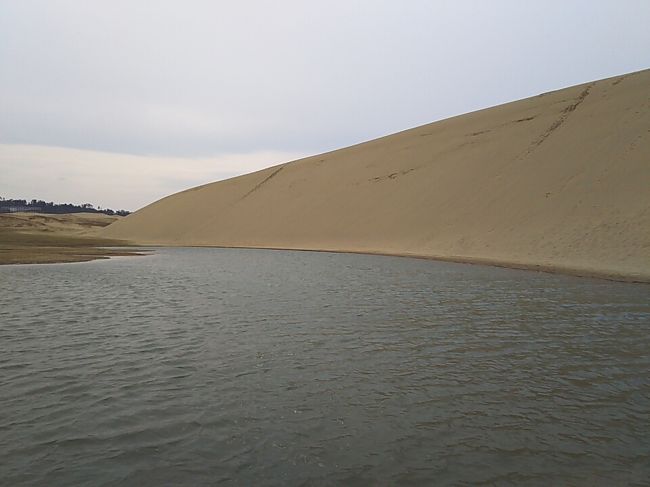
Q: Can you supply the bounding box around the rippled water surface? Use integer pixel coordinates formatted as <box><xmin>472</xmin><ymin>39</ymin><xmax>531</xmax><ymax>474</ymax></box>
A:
<box><xmin>1</xmin><ymin>248</ymin><xmax>649</xmax><ymax>486</ymax></box>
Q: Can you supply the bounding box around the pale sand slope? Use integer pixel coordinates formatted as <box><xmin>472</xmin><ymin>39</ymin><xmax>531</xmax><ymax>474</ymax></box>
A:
<box><xmin>0</xmin><ymin>212</ymin><xmax>139</xmax><ymax>265</ymax></box>
<box><xmin>102</xmin><ymin>69</ymin><xmax>650</xmax><ymax>281</ymax></box>
<box><xmin>1</xmin><ymin>212</ymin><xmax>119</xmax><ymax>236</ymax></box>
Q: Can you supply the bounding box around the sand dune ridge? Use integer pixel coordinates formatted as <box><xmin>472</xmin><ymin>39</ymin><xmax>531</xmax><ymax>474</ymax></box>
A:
<box><xmin>101</xmin><ymin>69</ymin><xmax>650</xmax><ymax>281</ymax></box>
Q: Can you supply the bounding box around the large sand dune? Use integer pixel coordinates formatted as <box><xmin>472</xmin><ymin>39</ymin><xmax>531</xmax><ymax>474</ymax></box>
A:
<box><xmin>102</xmin><ymin>70</ymin><xmax>650</xmax><ymax>281</ymax></box>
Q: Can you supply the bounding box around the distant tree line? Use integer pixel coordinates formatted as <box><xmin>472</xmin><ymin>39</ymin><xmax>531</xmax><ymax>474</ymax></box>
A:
<box><xmin>0</xmin><ymin>197</ymin><xmax>130</xmax><ymax>216</ymax></box>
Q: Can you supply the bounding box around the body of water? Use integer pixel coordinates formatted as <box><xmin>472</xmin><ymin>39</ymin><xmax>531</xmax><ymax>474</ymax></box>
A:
<box><xmin>1</xmin><ymin>248</ymin><xmax>649</xmax><ymax>485</ymax></box>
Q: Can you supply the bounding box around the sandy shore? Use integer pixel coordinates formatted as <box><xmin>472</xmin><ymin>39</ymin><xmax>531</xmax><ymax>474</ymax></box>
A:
<box><xmin>0</xmin><ymin>213</ymin><xmax>141</xmax><ymax>265</ymax></box>
<box><xmin>101</xmin><ymin>69</ymin><xmax>650</xmax><ymax>282</ymax></box>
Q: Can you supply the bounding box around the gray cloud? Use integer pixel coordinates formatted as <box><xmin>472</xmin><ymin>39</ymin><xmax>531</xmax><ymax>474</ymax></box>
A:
<box><xmin>3</xmin><ymin>0</ymin><xmax>649</xmax><ymax>157</ymax></box>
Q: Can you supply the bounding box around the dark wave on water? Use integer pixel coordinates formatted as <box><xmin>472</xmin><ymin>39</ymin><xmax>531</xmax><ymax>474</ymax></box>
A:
<box><xmin>1</xmin><ymin>248</ymin><xmax>649</xmax><ymax>486</ymax></box>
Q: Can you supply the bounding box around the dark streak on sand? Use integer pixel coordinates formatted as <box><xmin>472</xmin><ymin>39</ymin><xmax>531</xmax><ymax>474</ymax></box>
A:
<box><xmin>239</xmin><ymin>165</ymin><xmax>285</xmax><ymax>201</ymax></box>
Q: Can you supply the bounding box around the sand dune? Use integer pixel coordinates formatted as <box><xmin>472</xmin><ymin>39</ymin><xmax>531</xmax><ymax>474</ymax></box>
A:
<box><xmin>1</xmin><ymin>212</ymin><xmax>118</xmax><ymax>236</ymax></box>
<box><xmin>0</xmin><ymin>212</ymin><xmax>139</xmax><ymax>264</ymax></box>
<box><xmin>101</xmin><ymin>69</ymin><xmax>650</xmax><ymax>281</ymax></box>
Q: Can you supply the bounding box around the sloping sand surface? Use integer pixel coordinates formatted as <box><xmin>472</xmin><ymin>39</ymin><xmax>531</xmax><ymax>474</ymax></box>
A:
<box><xmin>0</xmin><ymin>212</ymin><xmax>119</xmax><ymax>236</ymax></box>
<box><xmin>0</xmin><ymin>212</ymin><xmax>140</xmax><ymax>264</ymax></box>
<box><xmin>101</xmin><ymin>70</ymin><xmax>650</xmax><ymax>281</ymax></box>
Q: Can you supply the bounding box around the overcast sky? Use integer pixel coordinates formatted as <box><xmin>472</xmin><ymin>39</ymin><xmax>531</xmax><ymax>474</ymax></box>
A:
<box><xmin>1</xmin><ymin>1</ymin><xmax>649</xmax><ymax>210</ymax></box>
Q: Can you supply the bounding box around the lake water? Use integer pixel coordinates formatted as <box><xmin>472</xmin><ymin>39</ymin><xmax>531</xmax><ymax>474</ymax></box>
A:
<box><xmin>1</xmin><ymin>248</ymin><xmax>649</xmax><ymax>486</ymax></box>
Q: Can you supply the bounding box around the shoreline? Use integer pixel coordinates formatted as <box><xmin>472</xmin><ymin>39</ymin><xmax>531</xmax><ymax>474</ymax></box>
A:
<box><xmin>109</xmin><ymin>242</ymin><xmax>650</xmax><ymax>284</ymax></box>
<box><xmin>0</xmin><ymin>246</ymin><xmax>145</xmax><ymax>266</ymax></box>
<box><xmin>5</xmin><ymin>240</ymin><xmax>648</xmax><ymax>284</ymax></box>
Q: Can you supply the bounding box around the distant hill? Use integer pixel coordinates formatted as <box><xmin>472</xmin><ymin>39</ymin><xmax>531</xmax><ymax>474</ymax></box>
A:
<box><xmin>101</xmin><ymin>69</ymin><xmax>650</xmax><ymax>282</ymax></box>
<box><xmin>0</xmin><ymin>198</ymin><xmax>130</xmax><ymax>217</ymax></box>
